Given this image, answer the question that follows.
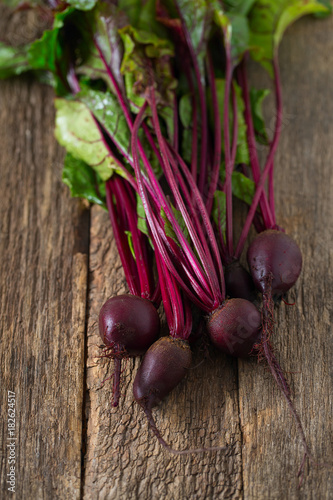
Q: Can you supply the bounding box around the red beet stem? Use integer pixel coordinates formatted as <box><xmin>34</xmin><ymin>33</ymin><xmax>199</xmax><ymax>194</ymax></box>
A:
<box><xmin>223</xmin><ymin>42</ymin><xmax>234</xmax><ymax>258</ymax></box>
<box><xmin>268</xmin><ymin>55</ymin><xmax>283</xmax><ymax>219</ymax></box>
<box><xmin>105</xmin><ymin>180</ymin><xmax>140</xmax><ymax>297</ymax></box>
<box><xmin>236</xmin><ymin>58</ymin><xmax>274</xmax><ymax>229</ymax></box>
<box><xmin>206</xmin><ymin>52</ymin><xmax>222</xmax><ymax>216</ymax></box>
<box><xmin>176</xmin><ymin>4</ymin><xmax>208</xmax><ymax>194</ymax></box>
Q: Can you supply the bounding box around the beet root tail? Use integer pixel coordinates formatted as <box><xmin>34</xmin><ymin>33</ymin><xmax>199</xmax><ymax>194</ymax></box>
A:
<box><xmin>112</xmin><ymin>357</ymin><xmax>122</xmax><ymax>408</ymax></box>
<box><xmin>142</xmin><ymin>405</ymin><xmax>227</xmax><ymax>456</ymax></box>
<box><xmin>260</xmin><ymin>285</ymin><xmax>314</xmax><ymax>481</ymax></box>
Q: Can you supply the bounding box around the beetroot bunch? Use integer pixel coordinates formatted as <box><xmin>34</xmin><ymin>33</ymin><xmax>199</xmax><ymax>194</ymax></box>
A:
<box><xmin>1</xmin><ymin>0</ymin><xmax>330</xmax><ymax>477</ymax></box>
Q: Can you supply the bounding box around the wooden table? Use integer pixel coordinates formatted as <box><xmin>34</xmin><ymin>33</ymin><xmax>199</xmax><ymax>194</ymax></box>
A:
<box><xmin>0</xmin><ymin>6</ymin><xmax>332</xmax><ymax>500</ymax></box>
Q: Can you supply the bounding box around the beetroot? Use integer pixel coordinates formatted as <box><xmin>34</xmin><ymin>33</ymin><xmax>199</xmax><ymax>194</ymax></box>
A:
<box><xmin>133</xmin><ymin>336</ymin><xmax>226</xmax><ymax>454</ymax></box>
<box><xmin>133</xmin><ymin>336</ymin><xmax>192</xmax><ymax>410</ymax></box>
<box><xmin>246</xmin><ymin>230</ymin><xmax>313</xmax><ymax>474</ymax></box>
<box><xmin>247</xmin><ymin>229</ymin><xmax>302</xmax><ymax>296</ymax></box>
<box><xmin>134</xmin><ymin>336</ymin><xmax>193</xmax><ymax>454</ymax></box>
<box><xmin>99</xmin><ymin>295</ymin><xmax>160</xmax><ymax>407</ymax></box>
<box><xmin>207</xmin><ymin>298</ymin><xmax>261</xmax><ymax>358</ymax></box>
<box><xmin>98</xmin><ymin>176</ymin><xmax>161</xmax><ymax>406</ymax></box>
<box><xmin>99</xmin><ymin>295</ymin><xmax>160</xmax><ymax>354</ymax></box>
<box><xmin>224</xmin><ymin>261</ymin><xmax>256</xmax><ymax>302</ymax></box>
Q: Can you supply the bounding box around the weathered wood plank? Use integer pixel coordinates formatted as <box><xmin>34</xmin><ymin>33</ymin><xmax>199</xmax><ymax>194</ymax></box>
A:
<box><xmin>0</xmin><ymin>8</ymin><xmax>90</xmax><ymax>498</ymax></box>
<box><xmin>83</xmin><ymin>206</ymin><xmax>243</xmax><ymax>499</ymax></box>
<box><xmin>239</xmin><ymin>15</ymin><xmax>333</xmax><ymax>500</ymax></box>
<box><xmin>0</xmin><ymin>4</ymin><xmax>332</xmax><ymax>500</ymax></box>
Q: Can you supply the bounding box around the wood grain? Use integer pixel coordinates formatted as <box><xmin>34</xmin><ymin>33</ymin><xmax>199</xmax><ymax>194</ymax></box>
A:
<box><xmin>0</xmin><ymin>76</ymin><xmax>90</xmax><ymax>498</ymax></box>
<box><xmin>0</xmin><ymin>5</ymin><xmax>332</xmax><ymax>500</ymax></box>
<box><xmin>0</xmin><ymin>7</ymin><xmax>89</xmax><ymax>499</ymax></box>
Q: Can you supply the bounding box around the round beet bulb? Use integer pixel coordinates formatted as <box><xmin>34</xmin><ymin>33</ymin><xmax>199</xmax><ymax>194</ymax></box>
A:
<box><xmin>247</xmin><ymin>232</ymin><xmax>311</xmax><ymax>471</ymax></box>
<box><xmin>133</xmin><ymin>336</ymin><xmax>192</xmax><ymax>410</ymax></box>
<box><xmin>99</xmin><ymin>294</ymin><xmax>160</xmax><ymax>407</ymax></box>
<box><xmin>247</xmin><ymin>230</ymin><xmax>302</xmax><ymax>295</ymax></box>
<box><xmin>207</xmin><ymin>298</ymin><xmax>261</xmax><ymax>358</ymax></box>
<box><xmin>224</xmin><ymin>260</ymin><xmax>256</xmax><ymax>302</ymax></box>
<box><xmin>133</xmin><ymin>337</ymin><xmax>228</xmax><ymax>455</ymax></box>
<box><xmin>99</xmin><ymin>294</ymin><xmax>160</xmax><ymax>355</ymax></box>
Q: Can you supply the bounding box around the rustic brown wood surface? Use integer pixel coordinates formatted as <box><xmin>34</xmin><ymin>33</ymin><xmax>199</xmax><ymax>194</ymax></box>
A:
<box><xmin>0</xmin><ymin>6</ymin><xmax>332</xmax><ymax>500</ymax></box>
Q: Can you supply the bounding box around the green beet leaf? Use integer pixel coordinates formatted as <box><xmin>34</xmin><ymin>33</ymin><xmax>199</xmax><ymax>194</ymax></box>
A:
<box><xmin>223</xmin><ymin>0</ymin><xmax>256</xmax><ymax>16</ymax></box>
<box><xmin>2</xmin><ymin>0</ymin><xmax>41</xmax><ymax>5</ymax></box>
<box><xmin>213</xmin><ymin>78</ymin><xmax>249</xmax><ymax>165</ymax></box>
<box><xmin>161</xmin><ymin>205</ymin><xmax>190</xmax><ymax>247</ymax></box>
<box><xmin>215</xmin><ymin>171</ymin><xmax>256</xmax><ymax>208</ymax></box>
<box><xmin>176</xmin><ymin>0</ymin><xmax>212</xmax><ymax>82</ymax></box>
<box><xmin>78</xmin><ymin>86</ymin><xmax>162</xmax><ymax>178</ymax></box>
<box><xmin>314</xmin><ymin>1</ymin><xmax>332</xmax><ymax>18</ymax></box>
<box><xmin>136</xmin><ymin>194</ymin><xmax>154</xmax><ymax>248</ymax></box>
<box><xmin>231</xmin><ymin>171</ymin><xmax>255</xmax><ymax>205</ymax></box>
<box><xmin>0</xmin><ymin>6</ymin><xmax>77</xmax><ymax>89</ymax></box>
<box><xmin>233</xmin><ymin>82</ymin><xmax>249</xmax><ymax>164</ymax></box>
<box><xmin>227</xmin><ymin>13</ymin><xmax>250</xmax><ymax>62</ymax></box>
<box><xmin>179</xmin><ymin>93</ymin><xmax>194</xmax><ymax>164</ymax></box>
<box><xmin>78</xmin><ymin>87</ymin><xmax>131</xmax><ymax>163</ymax></box>
<box><xmin>250</xmin><ymin>88</ymin><xmax>270</xmax><ymax>145</ymax></box>
<box><xmin>55</xmin><ymin>97</ymin><xmax>123</xmax><ymax>181</ymax></box>
<box><xmin>0</xmin><ymin>5</ymin><xmax>75</xmax><ymax>82</ymax></box>
<box><xmin>158</xmin><ymin>106</ymin><xmax>175</xmax><ymax>143</ymax></box>
<box><xmin>26</xmin><ymin>7</ymin><xmax>80</xmax><ymax>95</ymax></box>
<box><xmin>62</xmin><ymin>153</ymin><xmax>107</xmax><ymax>208</ymax></box>
<box><xmin>136</xmin><ymin>193</ymin><xmax>149</xmax><ymax>236</ymax></box>
<box><xmin>119</xmin><ymin>25</ymin><xmax>176</xmax><ymax>111</ymax></box>
<box><xmin>179</xmin><ymin>93</ymin><xmax>192</xmax><ymax>129</ymax></box>
<box><xmin>78</xmin><ymin>2</ymin><xmax>127</xmax><ymax>93</ymax></box>
<box><xmin>0</xmin><ymin>42</ymin><xmax>31</xmax><ymax>79</ymax></box>
<box><xmin>211</xmin><ymin>190</ymin><xmax>226</xmax><ymax>242</ymax></box>
<box><xmin>118</xmin><ymin>0</ymin><xmax>168</xmax><ymax>36</ymax></box>
<box><xmin>248</xmin><ymin>0</ymin><xmax>330</xmax><ymax>75</ymax></box>
<box><xmin>211</xmin><ymin>0</ymin><xmax>250</xmax><ymax>64</ymax></box>
<box><xmin>67</xmin><ymin>0</ymin><xmax>97</xmax><ymax>11</ymax></box>
<box><xmin>27</xmin><ymin>29</ymin><xmax>62</xmax><ymax>74</ymax></box>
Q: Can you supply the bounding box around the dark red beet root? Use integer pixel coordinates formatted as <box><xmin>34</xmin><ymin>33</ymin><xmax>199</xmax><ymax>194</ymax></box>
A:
<box><xmin>224</xmin><ymin>261</ymin><xmax>256</xmax><ymax>302</ymax></box>
<box><xmin>247</xmin><ymin>229</ymin><xmax>302</xmax><ymax>296</ymax></box>
<box><xmin>133</xmin><ymin>336</ymin><xmax>192</xmax><ymax>410</ymax></box>
<box><xmin>207</xmin><ymin>299</ymin><xmax>261</xmax><ymax>358</ymax></box>
<box><xmin>99</xmin><ymin>295</ymin><xmax>160</xmax><ymax>355</ymax></box>
<box><xmin>134</xmin><ymin>336</ymin><xmax>226</xmax><ymax>455</ymax></box>
<box><xmin>247</xmin><ymin>231</ymin><xmax>312</xmax><ymax>477</ymax></box>
<box><xmin>99</xmin><ymin>294</ymin><xmax>160</xmax><ymax>407</ymax></box>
